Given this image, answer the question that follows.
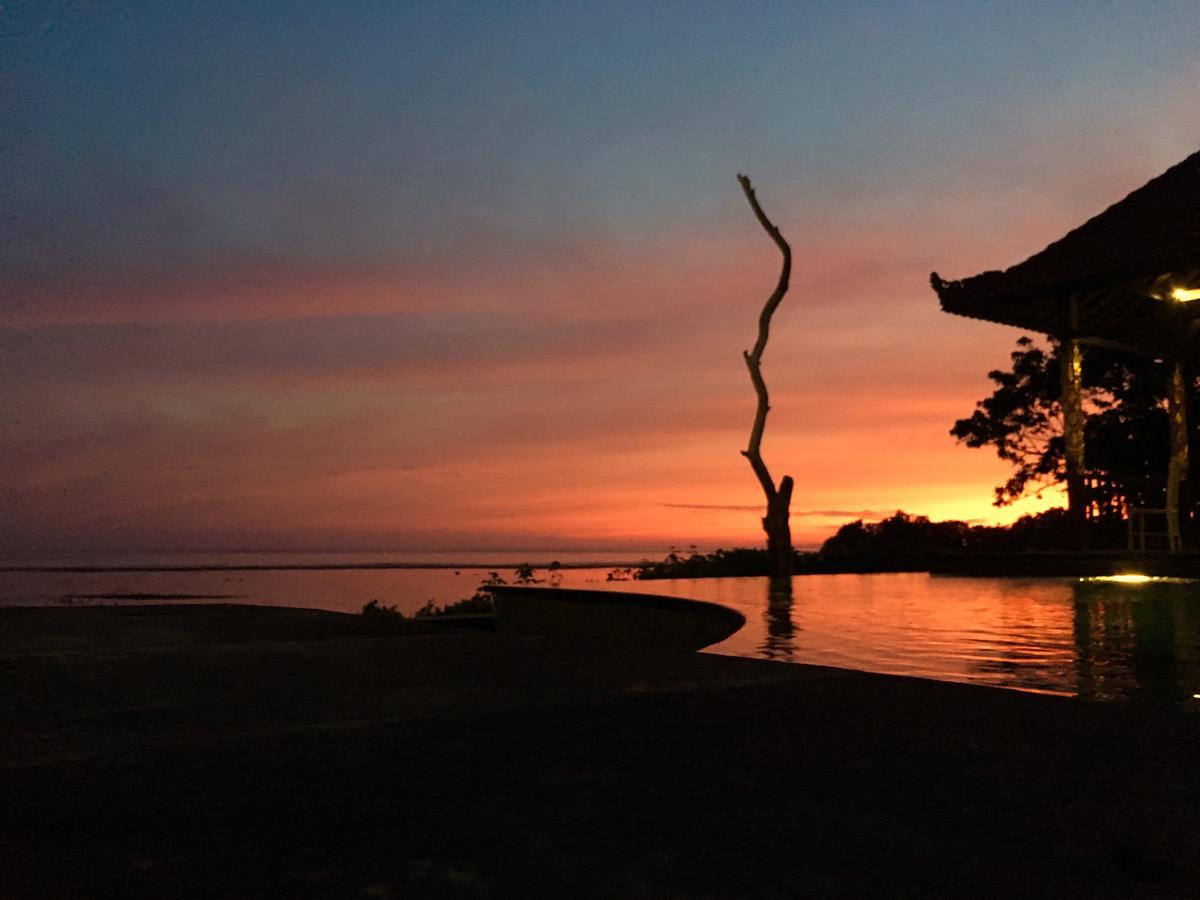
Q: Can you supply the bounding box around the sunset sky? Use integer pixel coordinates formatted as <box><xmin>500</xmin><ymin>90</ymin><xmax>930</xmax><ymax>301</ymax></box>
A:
<box><xmin>3</xmin><ymin>2</ymin><xmax>1199</xmax><ymax>555</ymax></box>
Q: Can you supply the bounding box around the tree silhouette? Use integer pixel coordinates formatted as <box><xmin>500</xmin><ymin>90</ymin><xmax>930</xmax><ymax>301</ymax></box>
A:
<box><xmin>953</xmin><ymin>336</ymin><xmax>1185</xmax><ymax>515</ymax></box>
<box><xmin>737</xmin><ymin>174</ymin><xmax>794</xmax><ymax>577</ymax></box>
<box><xmin>951</xmin><ymin>337</ymin><xmax>1064</xmax><ymax>506</ymax></box>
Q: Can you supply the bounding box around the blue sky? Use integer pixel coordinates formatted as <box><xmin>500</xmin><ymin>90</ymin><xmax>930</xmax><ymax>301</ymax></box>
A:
<box><xmin>8</xmin><ymin>1</ymin><xmax>1197</xmax><ymax>276</ymax></box>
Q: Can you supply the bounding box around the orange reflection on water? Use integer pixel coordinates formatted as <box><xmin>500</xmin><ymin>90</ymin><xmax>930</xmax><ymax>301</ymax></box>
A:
<box><xmin>600</xmin><ymin>573</ymin><xmax>1200</xmax><ymax>702</ymax></box>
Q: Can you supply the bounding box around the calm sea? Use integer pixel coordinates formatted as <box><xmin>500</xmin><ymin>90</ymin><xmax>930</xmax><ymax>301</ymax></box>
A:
<box><xmin>0</xmin><ymin>550</ymin><xmax>657</xmax><ymax>613</ymax></box>
<box><xmin>4</xmin><ymin>552</ymin><xmax>1199</xmax><ymax>703</ymax></box>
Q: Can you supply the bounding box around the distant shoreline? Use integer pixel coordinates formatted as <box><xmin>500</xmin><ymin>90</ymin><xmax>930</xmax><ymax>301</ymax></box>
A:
<box><xmin>0</xmin><ymin>561</ymin><xmax>645</xmax><ymax>574</ymax></box>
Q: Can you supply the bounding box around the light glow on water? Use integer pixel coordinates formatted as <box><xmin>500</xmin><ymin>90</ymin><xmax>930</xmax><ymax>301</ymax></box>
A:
<box><xmin>1079</xmin><ymin>574</ymin><xmax>1197</xmax><ymax>585</ymax></box>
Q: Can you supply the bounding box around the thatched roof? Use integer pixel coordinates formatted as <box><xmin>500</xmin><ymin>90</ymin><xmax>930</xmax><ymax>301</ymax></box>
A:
<box><xmin>931</xmin><ymin>149</ymin><xmax>1200</xmax><ymax>357</ymax></box>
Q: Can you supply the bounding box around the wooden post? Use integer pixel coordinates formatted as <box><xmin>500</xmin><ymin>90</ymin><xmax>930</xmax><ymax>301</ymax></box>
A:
<box><xmin>1165</xmin><ymin>358</ymin><xmax>1189</xmax><ymax>552</ymax></box>
<box><xmin>1060</xmin><ymin>333</ymin><xmax>1087</xmax><ymax>548</ymax></box>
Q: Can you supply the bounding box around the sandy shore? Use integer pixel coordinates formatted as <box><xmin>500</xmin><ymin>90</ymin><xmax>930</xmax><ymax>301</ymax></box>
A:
<box><xmin>3</xmin><ymin>604</ymin><xmax>1199</xmax><ymax>896</ymax></box>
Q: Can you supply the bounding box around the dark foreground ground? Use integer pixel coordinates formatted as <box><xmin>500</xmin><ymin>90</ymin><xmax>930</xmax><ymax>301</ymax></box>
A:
<box><xmin>4</xmin><ymin>605</ymin><xmax>1200</xmax><ymax>897</ymax></box>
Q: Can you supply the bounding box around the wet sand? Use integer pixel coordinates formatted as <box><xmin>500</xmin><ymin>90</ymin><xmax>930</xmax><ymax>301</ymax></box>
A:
<box><xmin>3</xmin><ymin>604</ymin><xmax>1199</xmax><ymax>896</ymax></box>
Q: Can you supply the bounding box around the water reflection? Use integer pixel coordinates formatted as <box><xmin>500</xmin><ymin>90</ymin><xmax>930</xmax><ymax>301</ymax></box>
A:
<box><xmin>9</xmin><ymin>562</ymin><xmax>1200</xmax><ymax>703</ymax></box>
<box><xmin>1071</xmin><ymin>581</ymin><xmax>1200</xmax><ymax>702</ymax></box>
<box><xmin>626</xmin><ymin>573</ymin><xmax>1200</xmax><ymax>704</ymax></box>
<box><xmin>760</xmin><ymin>577</ymin><xmax>796</xmax><ymax>661</ymax></box>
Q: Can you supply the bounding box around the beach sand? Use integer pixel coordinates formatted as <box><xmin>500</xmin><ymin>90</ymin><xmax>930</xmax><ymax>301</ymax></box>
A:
<box><xmin>3</xmin><ymin>604</ymin><xmax>1199</xmax><ymax>896</ymax></box>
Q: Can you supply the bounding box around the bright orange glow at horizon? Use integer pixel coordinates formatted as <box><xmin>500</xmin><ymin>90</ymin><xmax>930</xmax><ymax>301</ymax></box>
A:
<box><xmin>0</xmin><ymin>228</ymin><xmax>1088</xmax><ymax>555</ymax></box>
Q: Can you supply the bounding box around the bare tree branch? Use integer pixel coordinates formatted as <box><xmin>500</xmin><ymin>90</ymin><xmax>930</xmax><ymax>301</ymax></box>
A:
<box><xmin>737</xmin><ymin>173</ymin><xmax>792</xmax><ymax>502</ymax></box>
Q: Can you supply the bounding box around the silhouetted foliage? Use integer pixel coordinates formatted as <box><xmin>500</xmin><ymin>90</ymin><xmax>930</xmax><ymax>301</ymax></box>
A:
<box><xmin>819</xmin><ymin>511</ymin><xmax>969</xmax><ymax>570</ymax></box>
<box><xmin>634</xmin><ymin>547</ymin><xmax>801</xmax><ymax>579</ymax></box>
<box><xmin>820</xmin><ymin>509</ymin><xmax>1087</xmax><ymax>563</ymax></box>
<box><xmin>360</xmin><ymin>598</ymin><xmax>404</xmax><ymax>619</ymax></box>
<box><xmin>976</xmin><ymin>507</ymin><xmax>1081</xmax><ymax>552</ymax></box>
<box><xmin>952</xmin><ymin>336</ymin><xmax>1190</xmax><ymax>512</ymax></box>
<box><xmin>406</xmin><ymin>564</ymin><xmax>556</xmax><ymax>618</ymax></box>
<box><xmin>414</xmin><ymin>592</ymin><xmax>495</xmax><ymax>618</ymax></box>
<box><xmin>633</xmin><ymin>508</ymin><xmax>1103</xmax><ymax>579</ymax></box>
<box><xmin>951</xmin><ymin>337</ymin><xmax>1063</xmax><ymax>505</ymax></box>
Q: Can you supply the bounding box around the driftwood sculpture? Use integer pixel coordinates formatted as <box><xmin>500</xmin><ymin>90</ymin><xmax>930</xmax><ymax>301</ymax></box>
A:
<box><xmin>737</xmin><ymin>174</ymin><xmax>794</xmax><ymax>578</ymax></box>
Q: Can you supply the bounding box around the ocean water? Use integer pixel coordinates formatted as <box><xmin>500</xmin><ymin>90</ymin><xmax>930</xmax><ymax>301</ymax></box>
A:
<box><xmin>0</xmin><ymin>550</ymin><xmax>651</xmax><ymax>613</ymax></box>
<box><xmin>0</xmin><ymin>548</ymin><xmax>664</xmax><ymax>571</ymax></box>
<box><xmin>5</xmin><ymin>557</ymin><xmax>1199</xmax><ymax>703</ymax></box>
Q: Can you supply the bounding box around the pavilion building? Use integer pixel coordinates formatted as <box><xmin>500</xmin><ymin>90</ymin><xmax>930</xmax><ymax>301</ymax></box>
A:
<box><xmin>931</xmin><ymin>149</ymin><xmax>1200</xmax><ymax>551</ymax></box>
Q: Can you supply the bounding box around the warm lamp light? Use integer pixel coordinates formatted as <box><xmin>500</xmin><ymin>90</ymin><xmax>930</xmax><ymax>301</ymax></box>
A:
<box><xmin>1170</xmin><ymin>286</ymin><xmax>1200</xmax><ymax>302</ymax></box>
<box><xmin>1079</xmin><ymin>573</ymin><xmax>1197</xmax><ymax>585</ymax></box>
